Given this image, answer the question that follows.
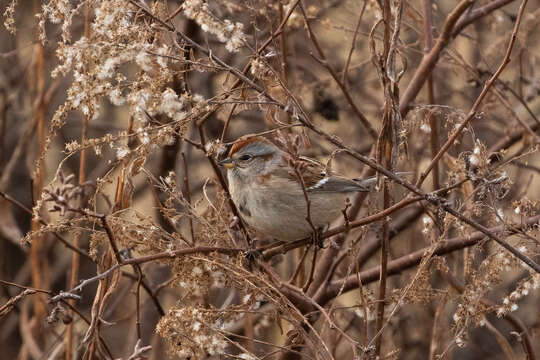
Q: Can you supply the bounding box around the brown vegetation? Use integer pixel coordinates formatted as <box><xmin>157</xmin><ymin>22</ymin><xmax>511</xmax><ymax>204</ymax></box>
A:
<box><xmin>0</xmin><ymin>0</ymin><xmax>539</xmax><ymax>359</ymax></box>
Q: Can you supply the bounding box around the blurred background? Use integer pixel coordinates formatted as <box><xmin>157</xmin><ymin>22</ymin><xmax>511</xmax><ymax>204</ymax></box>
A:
<box><xmin>0</xmin><ymin>0</ymin><xmax>539</xmax><ymax>359</ymax></box>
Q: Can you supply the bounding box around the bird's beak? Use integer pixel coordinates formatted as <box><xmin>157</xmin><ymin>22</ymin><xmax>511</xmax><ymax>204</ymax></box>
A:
<box><xmin>218</xmin><ymin>158</ymin><xmax>235</xmax><ymax>169</ymax></box>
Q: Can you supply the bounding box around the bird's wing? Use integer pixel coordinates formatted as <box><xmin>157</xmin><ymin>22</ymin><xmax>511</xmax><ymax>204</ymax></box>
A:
<box><xmin>278</xmin><ymin>155</ymin><xmax>370</xmax><ymax>193</ymax></box>
<box><xmin>307</xmin><ymin>175</ymin><xmax>371</xmax><ymax>193</ymax></box>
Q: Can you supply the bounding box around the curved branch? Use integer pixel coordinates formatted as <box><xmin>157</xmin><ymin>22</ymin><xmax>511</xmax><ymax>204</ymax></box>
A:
<box><xmin>399</xmin><ymin>0</ymin><xmax>474</xmax><ymax>117</ymax></box>
<box><xmin>320</xmin><ymin>214</ymin><xmax>540</xmax><ymax>304</ymax></box>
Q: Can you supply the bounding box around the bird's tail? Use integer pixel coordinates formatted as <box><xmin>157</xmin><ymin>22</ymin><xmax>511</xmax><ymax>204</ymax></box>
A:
<box><xmin>353</xmin><ymin>172</ymin><xmax>412</xmax><ymax>191</ymax></box>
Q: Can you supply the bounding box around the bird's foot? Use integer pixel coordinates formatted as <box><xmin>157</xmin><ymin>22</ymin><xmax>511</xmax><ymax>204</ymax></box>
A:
<box><xmin>243</xmin><ymin>247</ymin><xmax>262</xmax><ymax>269</ymax></box>
<box><xmin>312</xmin><ymin>226</ymin><xmax>325</xmax><ymax>248</ymax></box>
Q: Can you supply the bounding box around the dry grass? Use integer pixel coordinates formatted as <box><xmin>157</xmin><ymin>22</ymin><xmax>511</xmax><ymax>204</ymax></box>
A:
<box><xmin>0</xmin><ymin>0</ymin><xmax>539</xmax><ymax>359</ymax></box>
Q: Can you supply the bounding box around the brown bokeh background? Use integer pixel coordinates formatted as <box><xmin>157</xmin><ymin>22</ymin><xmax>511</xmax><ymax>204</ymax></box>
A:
<box><xmin>0</xmin><ymin>0</ymin><xmax>539</xmax><ymax>359</ymax></box>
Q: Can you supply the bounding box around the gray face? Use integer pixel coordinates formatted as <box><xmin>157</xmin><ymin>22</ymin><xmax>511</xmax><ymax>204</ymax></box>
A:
<box><xmin>228</xmin><ymin>142</ymin><xmax>277</xmax><ymax>183</ymax></box>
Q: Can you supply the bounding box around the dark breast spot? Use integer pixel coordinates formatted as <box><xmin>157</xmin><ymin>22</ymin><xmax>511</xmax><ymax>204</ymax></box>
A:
<box><xmin>238</xmin><ymin>196</ymin><xmax>252</xmax><ymax>217</ymax></box>
<box><xmin>238</xmin><ymin>203</ymin><xmax>252</xmax><ymax>217</ymax></box>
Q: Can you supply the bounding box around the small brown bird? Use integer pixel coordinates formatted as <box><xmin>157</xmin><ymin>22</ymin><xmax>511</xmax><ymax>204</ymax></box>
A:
<box><xmin>220</xmin><ymin>135</ymin><xmax>375</xmax><ymax>241</ymax></box>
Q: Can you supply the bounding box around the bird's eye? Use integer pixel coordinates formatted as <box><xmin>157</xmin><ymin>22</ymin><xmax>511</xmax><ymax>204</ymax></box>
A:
<box><xmin>239</xmin><ymin>154</ymin><xmax>252</xmax><ymax>161</ymax></box>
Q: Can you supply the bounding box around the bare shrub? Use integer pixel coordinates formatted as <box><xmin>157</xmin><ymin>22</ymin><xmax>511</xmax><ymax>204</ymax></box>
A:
<box><xmin>0</xmin><ymin>0</ymin><xmax>538</xmax><ymax>359</ymax></box>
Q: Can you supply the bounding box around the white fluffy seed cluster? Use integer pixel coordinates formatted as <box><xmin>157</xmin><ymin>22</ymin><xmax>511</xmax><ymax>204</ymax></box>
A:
<box><xmin>183</xmin><ymin>0</ymin><xmax>246</xmax><ymax>52</ymax></box>
<box><xmin>46</xmin><ymin>0</ymin><xmax>191</xmax><ymax>135</ymax></box>
<box><xmin>496</xmin><ymin>272</ymin><xmax>539</xmax><ymax>317</ymax></box>
<box><xmin>451</xmin><ymin>246</ymin><xmax>537</xmax><ymax>347</ymax></box>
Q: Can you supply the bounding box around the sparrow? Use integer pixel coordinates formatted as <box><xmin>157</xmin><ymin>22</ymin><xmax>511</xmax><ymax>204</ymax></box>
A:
<box><xmin>219</xmin><ymin>135</ymin><xmax>375</xmax><ymax>241</ymax></box>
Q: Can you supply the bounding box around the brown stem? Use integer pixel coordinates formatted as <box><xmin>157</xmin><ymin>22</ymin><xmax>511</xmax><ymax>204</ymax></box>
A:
<box><xmin>423</xmin><ymin>0</ymin><xmax>440</xmax><ymax>191</ymax></box>
<box><xmin>67</xmin><ymin>4</ymin><xmax>91</xmax><ymax>356</ymax></box>
<box><xmin>375</xmin><ymin>181</ymin><xmax>390</xmax><ymax>355</ymax></box>
<box><xmin>342</xmin><ymin>0</ymin><xmax>367</xmax><ymax>86</ymax></box>
<box><xmin>302</xmin><ymin>247</ymin><xmax>318</xmax><ymax>293</ymax></box>
<box><xmin>415</xmin><ymin>0</ymin><xmax>529</xmax><ymax>187</ymax></box>
<box><xmin>442</xmin><ymin>272</ymin><xmax>537</xmax><ymax>360</ymax></box>
<box><xmin>287</xmin><ymin>244</ymin><xmax>311</xmax><ymax>285</ymax></box>
<box><xmin>452</xmin><ymin>0</ymin><xmax>517</xmax><ymax>36</ymax></box>
<box><xmin>399</xmin><ymin>0</ymin><xmax>474</xmax><ymax>118</ymax></box>
<box><xmin>181</xmin><ymin>152</ymin><xmax>195</xmax><ymax>242</ymax></box>
<box><xmin>132</xmin><ymin>0</ymin><xmax>540</xmax><ymax>274</ymax></box>
<box><xmin>278</xmin><ymin>2</ymin><xmax>288</xmax><ymax>83</ymax></box>
<box><xmin>373</xmin><ymin>0</ymin><xmax>397</xmax><ymax>352</ymax></box>
<box><xmin>30</xmin><ymin>0</ymin><xmax>48</xmax><ymax>322</ymax></box>
<box><xmin>134</xmin><ymin>265</ymin><xmax>142</xmax><ymax>340</ymax></box>
<box><xmin>321</xmin><ymin>214</ymin><xmax>540</xmax><ymax>303</ymax></box>
<box><xmin>262</xmin><ymin>196</ymin><xmax>423</xmax><ymax>259</ymax></box>
<box><xmin>298</xmin><ymin>1</ymin><xmax>377</xmax><ymax>139</ymax></box>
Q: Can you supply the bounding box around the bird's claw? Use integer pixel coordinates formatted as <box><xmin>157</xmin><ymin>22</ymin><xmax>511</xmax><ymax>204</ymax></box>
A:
<box><xmin>312</xmin><ymin>227</ymin><xmax>325</xmax><ymax>248</ymax></box>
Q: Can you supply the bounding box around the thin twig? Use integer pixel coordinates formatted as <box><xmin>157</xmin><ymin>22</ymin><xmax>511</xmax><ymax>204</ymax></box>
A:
<box><xmin>423</xmin><ymin>0</ymin><xmax>440</xmax><ymax>191</ymax></box>
<box><xmin>262</xmin><ymin>196</ymin><xmax>424</xmax><ymax>259</ymax></box>
<box><xmin>298</xmin><ymin>0</ymin><xmax>377</xmax><ymax>139</ymax></box>
<box><xmin>132</xmin><ymin>0</ymin><xmax>540</xmax><ymax>274</ymax></box>
<box><xmin>399</xmin><ymin>0</ymin><xmax>475</xmax><ymax>118</ymax></box>
<box><xmin>442</xmin><ymin>272</ymin><xmax>537</xmax><ymax>360</ymax></box>
<box><xmin>341</xmin><ymin>0</ymin><xmax>367</xmax><ymax>86</ymax></box>
<box><xmin>416</xmin><ymin>0</ymin><xmax>529</xmax><ymax>187</ymax></box>
<box><xmin>134</xmin><ymin>265</ymin><xmax>142</xmax><ymax>340</ymax></box>
<box><xmin>452</xmin><ymin>0</ymin><xmax>517</xmax><ymax>36</ymax></box>
<box><xmin>181</xmin><ymin>152</ymin><xmax>196</xmax><ymax>243</ymax></box>
<box><xmin>0</xmin><ymin>190</ymin><xmax>91</xmax><ymax>259</ymax></box>
<box><xmin>322</xmin><ymin>214</ymin><xmax>540</xmax><ymax>303</ymax></box>
<box><xmin>49</xmin><ymin>246</ymin><xmax>243</xmax><ymax>303</ymax></box>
